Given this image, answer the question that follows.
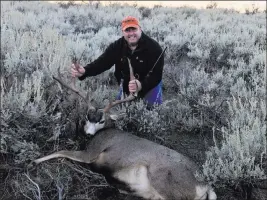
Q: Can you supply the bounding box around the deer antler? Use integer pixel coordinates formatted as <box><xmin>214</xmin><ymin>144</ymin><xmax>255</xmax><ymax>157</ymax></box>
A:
<box><xmin>127</xmin><ymin>58</ymin><xmax>135</xmax><ymax>81</ymax></box>
<box><xmin>103</xmin><ymin>95</ymin><xmax>136</xmax><ymax>113</ymax></box>
<box><xmin>53</xmin><ymin>67</ymin><xmax>95</xmax><ymax>111</ymax></box>
<box><xmin>103</xmin><ymin>58</ymin><xmax>137</xmax><ymax>113</ymax></box>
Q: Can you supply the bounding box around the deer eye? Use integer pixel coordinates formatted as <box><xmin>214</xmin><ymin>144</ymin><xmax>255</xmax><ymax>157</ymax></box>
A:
<box><xmin>99</xmin><ymin>120</ymin><xmax>105</xmax><ymax>124</ymax></box>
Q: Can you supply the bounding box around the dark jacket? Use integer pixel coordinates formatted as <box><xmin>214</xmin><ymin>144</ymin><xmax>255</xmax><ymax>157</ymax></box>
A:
<box><xmin>79</xmin><ymin>32</ymin><xmax>164</xmax><ymax>98</ymax></box>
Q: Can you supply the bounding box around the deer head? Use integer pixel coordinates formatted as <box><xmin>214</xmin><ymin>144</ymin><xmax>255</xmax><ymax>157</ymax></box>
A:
<box><xmin>53</xmin><ymin>58</ymin><xmax>136</xmax><ymax>135</ymax></box>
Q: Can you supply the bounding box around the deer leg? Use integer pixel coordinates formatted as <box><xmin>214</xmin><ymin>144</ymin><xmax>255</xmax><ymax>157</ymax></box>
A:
<box><xmin>34</xmin><ymin>150</ymin><xmax>93</xmax><ymax>164</ymax></box>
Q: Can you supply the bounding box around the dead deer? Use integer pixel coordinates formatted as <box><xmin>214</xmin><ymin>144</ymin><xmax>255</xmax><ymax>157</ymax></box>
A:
<box><xmin>32</xmin><ymin>58</ymin><xmax>217</xmax><ymax>200</ymax></box>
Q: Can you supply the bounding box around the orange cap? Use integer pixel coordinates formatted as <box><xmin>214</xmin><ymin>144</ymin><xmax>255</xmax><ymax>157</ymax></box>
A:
<box><xmin>121</xmin><ymin>16</ymin><xmax>140</xmax><ymax>31</ymax></box>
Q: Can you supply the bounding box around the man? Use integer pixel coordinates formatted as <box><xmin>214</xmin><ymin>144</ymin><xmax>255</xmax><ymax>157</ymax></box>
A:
<box><xmin>71</xmin><ymin>16</ymin><xmax>164</xmax><ymax>107</ymax></box>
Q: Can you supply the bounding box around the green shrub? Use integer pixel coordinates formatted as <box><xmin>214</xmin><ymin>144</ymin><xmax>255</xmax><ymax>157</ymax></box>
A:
<box><xmin>202</xmin><ymin>96</ymin><xmax>266</xmax><ymax>186</ymax></box>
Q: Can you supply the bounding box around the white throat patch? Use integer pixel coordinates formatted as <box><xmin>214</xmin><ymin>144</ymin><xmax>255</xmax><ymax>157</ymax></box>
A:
<box><xmin>84</xmin><ymin>121</ymin><xmax>105</xmax><ymax>135</ymax></box>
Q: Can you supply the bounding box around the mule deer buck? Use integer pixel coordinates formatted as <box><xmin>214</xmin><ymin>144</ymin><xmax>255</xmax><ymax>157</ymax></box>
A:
<box><xmin>32</xmin><ymin>59</ymin><xmax>217</xmax><ymax>200</ymax></box>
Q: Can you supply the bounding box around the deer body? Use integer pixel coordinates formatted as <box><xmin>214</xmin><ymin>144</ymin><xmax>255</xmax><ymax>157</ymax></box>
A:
<box><xmin>34</xmin><ymin>128</ymin><xmax>216</xmax><ymax>200</ymax></box>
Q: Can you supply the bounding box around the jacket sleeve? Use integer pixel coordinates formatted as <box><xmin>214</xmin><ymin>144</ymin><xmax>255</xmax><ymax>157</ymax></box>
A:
<box><xmin>79</xmin><ymin>42</ymin><xmax>118</xmax><ymax>80</ymax></box>
<box><xmin>139</xmin><ymin>47</ymin><xmax>164</xmax><ymax>96</ymax></box>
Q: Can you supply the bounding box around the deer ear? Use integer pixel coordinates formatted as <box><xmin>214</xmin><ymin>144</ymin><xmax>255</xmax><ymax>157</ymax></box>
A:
<box><xmin>109</xmin><ymin>114</ymin><xmax>119</xmax><ymax>121</ymax></box>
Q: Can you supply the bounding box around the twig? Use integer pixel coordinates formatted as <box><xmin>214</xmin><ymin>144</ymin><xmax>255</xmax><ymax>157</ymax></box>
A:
<box><xmin>56</xmin><ymin>182</ymin><xmax>64</xmax><ymax>200</ymax></box>
<box><xmin>23</xmin><ymin>173</ymin><xmax>41</xmax><ymax>200</ymax></box>
<box><xmin>64</xmin><ymin>161</ymin><xmax>105</xmax><ymax>180</ymax></box>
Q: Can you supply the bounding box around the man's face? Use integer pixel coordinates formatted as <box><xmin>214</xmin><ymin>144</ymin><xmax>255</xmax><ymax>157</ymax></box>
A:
<box><xmin>122</xmin><ymin>27</ymin><xmax>142</xmax><ymax>46</ymax></box>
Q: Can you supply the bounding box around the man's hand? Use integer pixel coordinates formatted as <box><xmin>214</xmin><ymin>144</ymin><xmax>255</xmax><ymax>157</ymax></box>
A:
<box><xmin>71</xmin><ymin>63</ymin><xmax>85</xmax><ymax>78</ymax></box>
<box><xmin>129</xmin><ymin>79</ymin><xmax>142</xmax><ymax>93</ymax></box>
